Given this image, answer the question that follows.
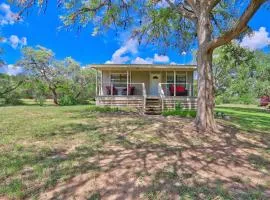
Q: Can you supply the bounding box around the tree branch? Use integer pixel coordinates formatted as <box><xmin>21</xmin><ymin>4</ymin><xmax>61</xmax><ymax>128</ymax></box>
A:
<box><xmin>164</xmin><ymin>0</ymin><xmax>197</xmax><ymax>20</ymax></box>
<box><xmin>0</xmin><ymin>80</ymin><xmax>24</xmax><ymax>97</ymax></box>
<box><xmin>207</xmin><ymin>0</ymin><xmax>267</xmax><ymax>52</ymax></box>
<box><xmin>208</xmin><ymin>0</ymin><xmax>222</xmax><ymax>11</ymax></box>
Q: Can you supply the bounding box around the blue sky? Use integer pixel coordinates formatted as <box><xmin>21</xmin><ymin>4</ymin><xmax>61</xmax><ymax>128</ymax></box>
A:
<box><xmin>0</xmin><ymin>1</ymin><xmax>270</xmax><ymax>75</ymax></box>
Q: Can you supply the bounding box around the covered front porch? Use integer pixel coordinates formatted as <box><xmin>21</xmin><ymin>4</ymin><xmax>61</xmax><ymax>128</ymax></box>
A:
<box><xmin>93</xmin><ymin>64</ymin><xmax>197</xmax><ymax>111</ymax></box>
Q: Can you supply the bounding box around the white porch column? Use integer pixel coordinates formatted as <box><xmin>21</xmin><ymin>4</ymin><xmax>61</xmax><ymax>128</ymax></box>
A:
<box><xmin>101</xmin><ymin>70</ymin><xmax>103</xmax><ymax>95</ymax></box>
<box><xmin>165</xmin><ymin>71</ymin><xmax>167</xmax><ymax>96</ymax></box>
<box><xmin>185</xmin><ymin>71</ymin><xmax>188</xmax><ymax>96</ymax></box>
<box><xmin>127</xmin><ymin>70</ymin><xmax>129</xmax><ymax>96</ymax></box>
<box><xmin>174</xmin><ymin>70</ymin><xmax>176</xmax><ymax>96</ymax></box>
<box><xmin>95</xmin><ymin>70</ymin><xmax>98</xmax><ymax>96</ymax></box>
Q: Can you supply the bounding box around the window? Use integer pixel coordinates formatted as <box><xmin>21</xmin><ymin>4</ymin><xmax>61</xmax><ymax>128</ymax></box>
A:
<box><xmin>167</xmin><ymin>72</ymin><xmax>186</xmax><ymax>85</ymax></box>
<box><xmin>111</xmin><ymin>73</ymin><xmax>127</xmax><ymax>87</ymax></box>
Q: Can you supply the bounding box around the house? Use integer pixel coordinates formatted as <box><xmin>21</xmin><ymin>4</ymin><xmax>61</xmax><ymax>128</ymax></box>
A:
<box><xmin>92</xmin><ymin>64</ymin><xmax>197</xmax><ymax>114</ymax></box>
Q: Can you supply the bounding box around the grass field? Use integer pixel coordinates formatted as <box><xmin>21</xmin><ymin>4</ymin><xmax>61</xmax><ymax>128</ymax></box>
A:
<box><xmin>0</xmin><ymin>101</ymin><xmax>269</xmax><ymax>199</ymax></box>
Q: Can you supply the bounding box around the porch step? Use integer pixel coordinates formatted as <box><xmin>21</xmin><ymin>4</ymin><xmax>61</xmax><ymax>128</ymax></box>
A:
<box><xmin>144</xmin><ymin>97</ymin><xmax>162</xmax><ymax>115</ymax></box>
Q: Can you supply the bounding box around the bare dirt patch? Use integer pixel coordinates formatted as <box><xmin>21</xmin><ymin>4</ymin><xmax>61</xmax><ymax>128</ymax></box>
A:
<box><xmin>38</xmin><ymin>114</ymin><xmax>270</xmax><ymax>200</ymax></box>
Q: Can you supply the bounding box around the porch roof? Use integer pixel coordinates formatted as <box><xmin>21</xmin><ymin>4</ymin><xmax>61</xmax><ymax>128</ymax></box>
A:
<box><xmin>91</xmin><ymin>64</ymin><xmax>197</xmax><ymax>71</ymax></box>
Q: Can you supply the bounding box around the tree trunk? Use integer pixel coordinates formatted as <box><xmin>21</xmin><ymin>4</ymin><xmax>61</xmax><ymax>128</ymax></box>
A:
<box><xmin>195</xmin><ymin>5</ymin><xmax>217</xmax><ymax>132</ymax></box>
<box><xmin>51</xmin><ymin>88</ymin><xmax>58</xmax><ymax>105</ymax></box>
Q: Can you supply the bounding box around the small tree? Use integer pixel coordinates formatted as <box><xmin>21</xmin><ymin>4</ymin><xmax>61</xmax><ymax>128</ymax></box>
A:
<box><xmin>18</xmin><ymin>46</ymin><xmax>63</xmax><ymax>104</ymax></box>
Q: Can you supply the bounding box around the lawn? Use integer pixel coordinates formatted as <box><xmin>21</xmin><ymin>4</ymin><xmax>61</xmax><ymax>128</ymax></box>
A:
<box><xmin>0</xmin><ymin>102</ymin><xmax>269</xmax><ymax>199</ymax></box>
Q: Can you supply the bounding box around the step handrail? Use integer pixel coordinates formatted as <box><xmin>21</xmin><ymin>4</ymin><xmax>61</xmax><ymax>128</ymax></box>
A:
<box><xmin>158</xmin><ymin>83</ymin><xmax>165</xmax><ymax>111</ymax></box>
<box><xmin>142</xmin><ymin>83</ymin><xmax>147</xmax><ymax>111</ymax></box>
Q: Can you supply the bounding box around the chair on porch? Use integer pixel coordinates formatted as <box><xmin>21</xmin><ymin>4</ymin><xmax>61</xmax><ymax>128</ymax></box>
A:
<box><xmin>169</xmin><ymin>85</ymin><xmax>188</xmax><ymax>96</ymax></box>
<box><xmin>122</xmin><ymin>86</ymin><xmax>135</xmax><ymax>95</ymax></box>
<box><xmin>105</xmin><ymin>86</ymin><xmax>118</xmax><ymax>95</ymax></box>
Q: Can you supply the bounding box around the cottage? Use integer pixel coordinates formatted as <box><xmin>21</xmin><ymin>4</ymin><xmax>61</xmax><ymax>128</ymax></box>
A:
<box><xmin>93</xmin><ymin>64</ymin><xmax>197</xmax><ymax>114</ymax></box>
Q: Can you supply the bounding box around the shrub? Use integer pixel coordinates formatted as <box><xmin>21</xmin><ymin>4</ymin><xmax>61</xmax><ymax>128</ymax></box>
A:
<box><xmin>238</xmin><ymin>94</ymin><xmax>257</xmax><ymax>105</ymax></box>
<box><xmin>175</xmin><ymin>101</ymin><xmax>184</xmax><ymax>111</ymax></box>
<box><xmin>162</xmin><ymin>109</ymin><xmax>196</xmax><ymax>118</ymax></box>
<box><xmin>3</xmin><ymin>92</ymin><xmax>23</xmax><ymax>105</ymax></box>
<box><xmin>35</xmin><ymin>95</ymin><xmax>46</xmax><ymax>106</ymax></box>
<box><xmin>59</xmin><ymin>95</ymin><xmax>78</xmax><ymax>106</ymax></box>
<box><xmin>87</xmin><ymin>106</ymin><xmax>119</xmax><ymax>113</ymax></box>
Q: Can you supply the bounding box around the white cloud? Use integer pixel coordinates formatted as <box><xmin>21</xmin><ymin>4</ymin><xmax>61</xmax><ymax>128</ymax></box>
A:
<box><xmin>153</xmin><ymin>53</ymin><xmax>170</xmax><ymax>63</ymax></box>
<box><xmin>0</xmin><ymin>3</ymin><xmax>19</xmax><ymax>26</ymax></box>
<box><xmin>240</xmin><ymin>27</ymin><xmax>270</xmax><ymax>50</ymax></box>
<box><xmin>131</xmin><ymin>57</ymin><xmax>153</xmax><ymax>64</ymax></box>
<box><xmin>21</xmin><ymin>37</ymin><xmax>27</xmax><ymax>46</ymax></box>
<box><xmin>157</xmin><ymin>0</ymin><xmax>175</xmax><ymax>8</ymax></box>
<box><xmin>8</xmin><ymin>35</ymin><xmax>27</xmax><ymax>49</ymax></box>
<box><xmin>105</xmin><ymin>39</ymin><xmax>138</xmax><ymax>64</ymax></box>
<box><xmin>106</xmin><ymin>38</ymin><xmax>174</xmax><ymax>64</ymax></box>
<box><xmin>9</xmin><ymin>35</ymin><xmax>19</xmax><ymax>48</ymax></box>
<box><xmin>2</xmin><ymin>64</ymin><xmax>23</xmax><ymax>76</ymax></box>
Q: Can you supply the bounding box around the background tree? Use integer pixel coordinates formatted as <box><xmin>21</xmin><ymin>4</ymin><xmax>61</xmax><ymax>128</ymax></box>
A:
<box><xmin>17</xmin><ymin>46</ymin><xmax>96</xmax><ymax>105</ymax></box>
<box><xmin>0</xmin><ymin>74</ymin><xmax>25</xmax><ymax>105</ymax></box>
<box><xmin>16</xmin><ymin>0</ymin><xmax>269</xmax><ymax>131</ymax></box>
<box><xmin>213</xmin><ymin>43</ymin><xmax>257</xmax><ymax>104</ymax></box>
<box><xmin>18</xmin><ymin>46</ymin><xmax>65</xmax><ymax>104</ymax></box>
<box><xmin>213</xmin><ymin>43</ymin><xmax>270</xmax><ymax>104</ymax></box>
<box><xmin>254</xmin><ymin>51</ymin><xmax>270</xmax><ymax>97</ymax></box>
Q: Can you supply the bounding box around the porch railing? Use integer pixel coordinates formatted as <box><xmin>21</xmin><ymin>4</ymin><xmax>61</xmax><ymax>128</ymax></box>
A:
<box><xmin>97</xmin><ymin>82</ymin><xmax>145</xmax><ymax>96</ymax></box>
<box><xmin>158</xmin><ymin>83</ymin><xmax>165</xmax><ymax>111</ymax></box>
<box><xmin>142</xmin><ymin>83</ymin><xmax>146</xmax><ymax>110</ymax></box>
<box><xmin>159</xmin><ymin>83</ymin><xmax>196</xmax><ymax>97</ymax></box>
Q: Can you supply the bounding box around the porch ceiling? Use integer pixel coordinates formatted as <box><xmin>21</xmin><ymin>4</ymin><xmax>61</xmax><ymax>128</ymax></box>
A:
<box><xmin>91</xmin><ymin>64</ymin><xmax>197</xmax><ymax>71</ymax></box>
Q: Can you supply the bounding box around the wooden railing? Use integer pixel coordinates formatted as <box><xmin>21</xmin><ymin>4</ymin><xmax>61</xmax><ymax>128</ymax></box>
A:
<box><xmin>97</xmin><ymin>82</ymin><xmax>145</xmax><ymax>96</ymax></box>
<box><xmin>159</xmin><ymin>83</ymin><xmax>196</xmax><ymax>97</ymax></box>
<box><xmin>142</xmin><ymin>83</ymin><xmax>147</xmax><ymax>110</ymax></box>
<box><xmin>158</xmin><ymin>83</ymin><xmax>165</xmax><ymax>111</ymax></box>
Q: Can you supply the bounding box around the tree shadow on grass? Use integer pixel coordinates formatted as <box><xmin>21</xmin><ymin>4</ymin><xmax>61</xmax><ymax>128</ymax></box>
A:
<box><xmin>1</xmin><ymin>111</ymin><xmax>270</xmax><ymax>199</ymax></box>
<box><xmin>35</xmin><ymin>116</ymin><xmax>270</xmax><ymax>199</ymax></box>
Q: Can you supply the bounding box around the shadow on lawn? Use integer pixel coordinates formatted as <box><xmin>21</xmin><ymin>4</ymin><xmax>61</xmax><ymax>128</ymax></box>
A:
<box><xmin>38</xmin><ymin>115</ymin><xmax>270</xmax><ymax>199</ymax></box>
<box><xmin>1</xmin><ymin>110</ymin><xmax>270</xmax><ymax>199</ymax></box>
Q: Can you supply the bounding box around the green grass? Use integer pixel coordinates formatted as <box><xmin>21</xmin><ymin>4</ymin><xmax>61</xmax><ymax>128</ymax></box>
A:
<box><xmin>0</xmin><ymin>101</ymin><xmax>269</xmax><ymax>199</ymax></box>
<box><xmin>162</xmin><ymin>109</ymin><xmax>197</xmax><ymax>118</ymax></box>
<box><xmin>216</xmin><ymin>104</ymin><xmax>270</xmax><ymax>133</ymax></box>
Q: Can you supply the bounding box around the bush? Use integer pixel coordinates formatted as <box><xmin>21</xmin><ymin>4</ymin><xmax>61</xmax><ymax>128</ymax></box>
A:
<box><xmin>59</xmin><ymin>95</ymin><xmax>78</xmax><ymax>106</ymax></box>
<box><xmin>162</xmin><ymin>109</ymin><xmax>197</xmax><ymax>118</ymax></box>
<box><xmin>175</xmin><ymin>101</ymin><xmax>184</xmax><ymax>110</ymax></box>
<box><xmin>3</xmin><ymin>93</ymin><xmax>23</xmax><ymax>105</ymax></box>
<box><xmin>35</xmin><ymin>95</ymin><xmax>46</xmax><ymax>106</ymax></box>
<box><xmin>238</xmin><ymin>94</ymin><xmax>257</xmax><ymax>105</ymax></box>
<box><xmin>87</xmin><ymin>106</ymin><xmax>119</xmax><ymax>113</ymax></box>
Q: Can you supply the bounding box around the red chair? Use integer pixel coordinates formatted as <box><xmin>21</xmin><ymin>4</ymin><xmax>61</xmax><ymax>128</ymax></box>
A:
<box><xmin>169</xmin><ymin>85</ymin><xmax>188</xmax><ymax>96</ymax></box>
<box><xmin>105</xmin><ymin>86</ymin><xmax>118</xmax><ymax>95</ymax></box>
<box><xmin>123</xmin><ymin>86</ymin><xmax>135</xmax><ymax>95</ymax></box>
<box><xmin>260</xmin><ymin>95</ymin><xmax>270</xmax><ymax>106</ymax></box>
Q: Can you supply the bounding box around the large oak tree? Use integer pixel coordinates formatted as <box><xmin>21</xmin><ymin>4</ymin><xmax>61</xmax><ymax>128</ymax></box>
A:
<box><xmin>16</xmin><ymin>0</ymin><xmax>269</xmax><ymax>131</ymax></box>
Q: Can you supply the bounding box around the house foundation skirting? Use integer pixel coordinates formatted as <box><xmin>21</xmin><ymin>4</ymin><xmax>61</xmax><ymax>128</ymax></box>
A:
<box><xmin>162</xmin><ymin>96</ymin><xmax>197</xmax><ymax>110</ymax></box>
<box><xmin>96</xmin><ymin>96</ymin><xmax>144</xmax><ymax>109</ymax></box>
<box><xmin>95</xmin><ymin>96</ymin><xmax>197</xmax><ymax>111</ymax></box>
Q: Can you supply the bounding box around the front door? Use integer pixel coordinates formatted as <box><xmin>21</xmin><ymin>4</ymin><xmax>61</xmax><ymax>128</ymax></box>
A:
<box><xmin>150</xmin><ymin>73</ymin><xmax>161</xmax><ymax>96</ymax></box>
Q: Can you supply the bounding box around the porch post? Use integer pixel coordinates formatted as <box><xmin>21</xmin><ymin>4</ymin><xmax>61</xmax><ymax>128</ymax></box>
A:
<box><xmin>95</xmin><ymin>70</ymin><xmax>98</xmax><ymax>96</ymax></box>
<box><xmin>127</xmin><ymin>70</ymin><xmax>129</xmax><ymax>96</ymax></box>
<box><xmin>185</xmin><ymin>71</ymin><xmax>188</xmax><ymax>96</ymax></box>
<box><xmin>174</xmin><ymin>70</ymin><xmax>176</xmax><ymax>96</ymax></box>
<box><xmin>110</xmin><ymin>71</ymin><xmax>112</xmax><ymax>96</ymax></box>
<box><xmin>101</xmin><ymin>70</ymin><xmax>103</xmax><ymax>95</ymax></box>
